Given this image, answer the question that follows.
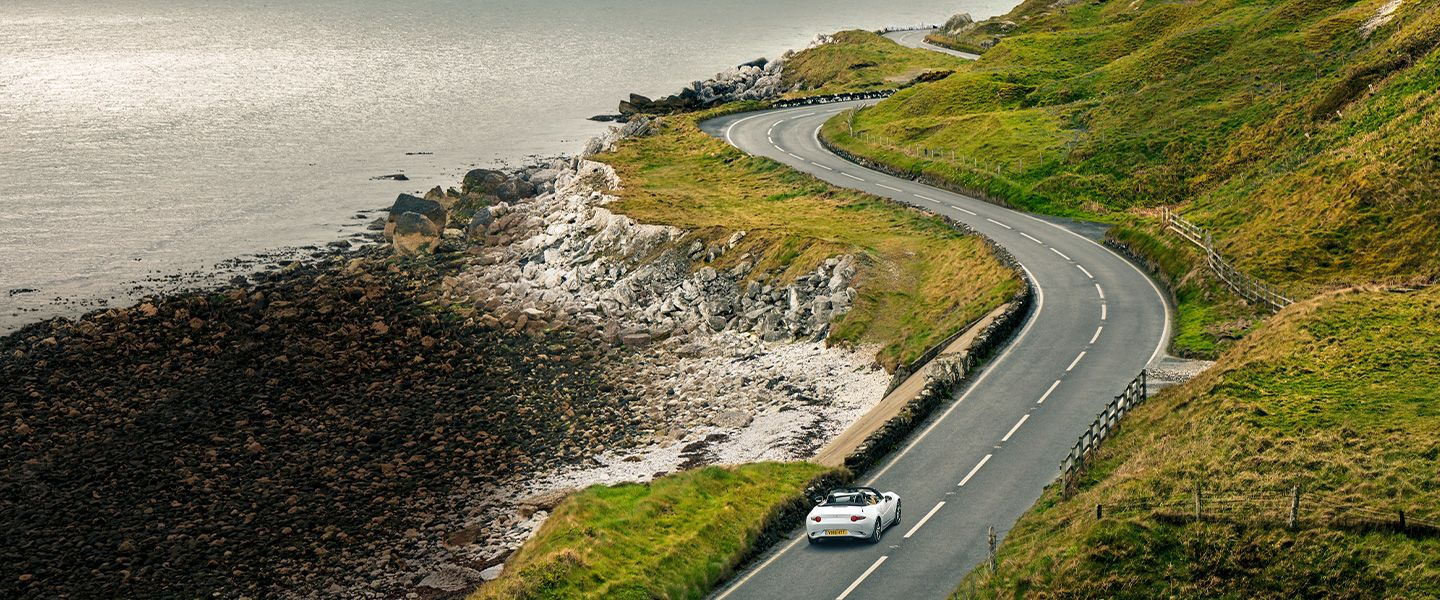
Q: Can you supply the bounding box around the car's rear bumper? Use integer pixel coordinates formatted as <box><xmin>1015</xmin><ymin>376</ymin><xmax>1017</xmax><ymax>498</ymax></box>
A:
<box><xmin>805</xmin><ymin>524</ymin><xmax>868</xmax><ymax>540</ymax></box>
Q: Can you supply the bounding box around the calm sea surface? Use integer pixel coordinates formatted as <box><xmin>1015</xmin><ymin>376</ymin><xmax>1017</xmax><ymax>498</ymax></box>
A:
<box><xmin>0</xmin><ymin>0</ymin><xmax>1015</xmax><ymax>333</ymax></box>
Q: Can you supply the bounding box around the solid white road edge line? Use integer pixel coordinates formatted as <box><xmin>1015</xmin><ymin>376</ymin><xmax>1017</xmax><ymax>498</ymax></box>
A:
<box><xmin>724</xmin><ymin>111</ymin><xmax>771</xmax><ymax>147</ymax></box>
<box><xmin>1001</xmin><ymin>414</ymin><xmax>1029</xmax><ymax>442</ymax></box>
<box><xmin>904</xmin><ymin>501</ymin><xmax>946</xmax><ymax>539</ymax></box>
<box><xmin>712</xmin><ymin>535</ymin><xmax>807</xmax><ymax>600</ymax></box>
<box><xmin>958</xmin><ymin>454</ymin><xmax>993</xmax><ymax>486</ymax></box>
<box><xmin>1008</xmin><ymin>210</ymin><xmax>1172</xmax><ymax>365</ymax></box>
<box><xmin>1096</xmin><ymin>284</ymin><xmax>1105</xmax><ymax>299</ymax></box>
<box><xmin>841</xmin><ymin>172</ymin><xmax>865</xmax><ymax>181</ymax></box>
<box><xmin>1090</xmin><ymin>326</ymin><xmax>1103</xmax><ymax>345</ymax></box>
<box><xmin>836</xmin><ymin>556</ymin><xmax>889</xmax><ymax>600</ymax></box>
<box><xmin>1067</xmin><ymin>351</ymin><xmax>1086</xmax><ymax>372</ymax></box>
<box><xmin>1020</xmin><ymin>233</ymin><xmax>1043</xmax><ymax>244</ymax></box>
<box><xmin>1037</xmin><ymin>380</ymin><xmax>1061</xmax><ymax>404</ymax></box>
<box><xmin>864</xmin><ymin>264</ymin><xmax>1046</xmax><ymax>486</ymax></box>
<box><xmin>1077</xmin><ymin>265</ymin><xmax>1093</xmax><ymax>279</ymax></box>
<box><xmin>1051</xmin><ymin>248</ymin><xmax>1071</xmax><ymax>261</ymax></box>
<box><xmin>987</xmin><ymin>218</ymin><xmax>1012</xmax><ymax>229</ymax></box>
<box><xmin>878</xmin><ymin>183</ymin><xmax>902</xmax><ymax>192</ymax></box>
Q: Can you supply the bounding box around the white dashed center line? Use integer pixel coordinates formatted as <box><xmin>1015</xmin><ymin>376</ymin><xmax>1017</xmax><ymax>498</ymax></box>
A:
<box><xmin>1096</xmin><ymin>284</ymin><xmax>1105</xmax><ymax>299</ymax></box>
<box><xmin>788</xmin><ymin>153</ymin><xmax>804</xmax><ymax>160</ymax></box>
<box><xmin>987</xmin><ymin>218</ymin><xmax>1012</xmax><ymax>229</ymax></box>
<box><xmin>1037</xmin><ymin>380</ymin><xmax>1061</xmax><ymax>404</ymax></box>
<box><xmin>1020</xmin><ymin>233</ymin><xmax>1043</xmax><ymax>244</ymax></box>
<box><xmin>841</xmin><ymin>172</ymin><xmax>865</xmax><ymax>181</ymax></box>
<box><xmin>1051</xmin><ymin>248</ymin><xmax>1071</xmax><ymax>261</ymax></box>
<box><xmin>1077</xmin><ymin>265</ymin><xmax>1094</xmax><ymax>279</ymax></box>
<box><xmin>836</xmin><ymin>556</ymin><xmax>889</xmax><ymax>600</ymax></box>
<box><xmin>904</xmin><ymin>501</ymin><xmax>946</xmax><ymax>539</ymax></box>
<box><xmin>767</xmin><ymin>136</ymin><xmax>775</xmax><ymax>145</ymax></box>
<box><xmin>877</xmin><ymin>183</ymin><xmax>902</xmax><ymax>192</ymax></box>
<box><xmin>1067</xmin><ymin>351</ymin><xmax>1086</xmax><ymax>372</ymax></box>
<box><xmin>1001</xmin><ymin>414</ymin><xmax>1030</xmax><ymax>442</ymax></box>
<box><xmin>953</xmin><ymin>205</ymin><xmax>977</xmax><ymax>215</ymax></box>
<box><xmin>914</xmin><ymin>193</ymin><xmax>937</xmax><ymax>202</ymax></box>
<box><xmin>811</xmin><ymin>162</ymin><xmax>834</xmax><ymax>170</ymax></box>
<box><xmin>958</xmin><ymin>454</ymin><xmax>992</xmax><ymax>487</ymax></box>
<box><xmin>1090</xmin><ymin>326</ymin><xmax>1103</xmax><ymax>344</ymax></box>
<box><xmin>1101</xmin><ymin>304</ymin><xmax>1108</xmax><ymax>320</ymax></box>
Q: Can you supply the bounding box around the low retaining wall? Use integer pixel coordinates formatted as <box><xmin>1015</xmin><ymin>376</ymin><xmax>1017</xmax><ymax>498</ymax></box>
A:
<box><xmin>772</xmin><ymin>89</ymin><xmax>895</xmax><ymax>109</ymax></box>
<box><xmin>844</xmin><ymin>281</ymin><xmax>1032</xmax><ymax>474</ymax></box>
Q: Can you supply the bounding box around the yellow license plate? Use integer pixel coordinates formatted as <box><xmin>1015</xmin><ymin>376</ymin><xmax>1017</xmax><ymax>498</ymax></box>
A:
<box><xmin>825</xmin><ymin>529</ymin><xmax>848</xmax><ymax>535</ymax></box>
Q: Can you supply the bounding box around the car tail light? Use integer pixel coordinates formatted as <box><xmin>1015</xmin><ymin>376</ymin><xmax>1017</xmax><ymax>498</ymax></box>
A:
<box><xmin>851</xmin><ymin>515</ymin><xmax>866</xmax><ymax>522</ymax></box>
<box><xmin>813</xmin><ymin>516</ymin><xmax>821</xmax><ymax>522</ymax></box>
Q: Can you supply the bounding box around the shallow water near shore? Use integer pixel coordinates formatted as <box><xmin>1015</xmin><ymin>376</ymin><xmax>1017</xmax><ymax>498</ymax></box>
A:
<box><xmin>0</xmin><ymin>0</ymin><xmax>1017</xmax><ymax>334</ymax></box>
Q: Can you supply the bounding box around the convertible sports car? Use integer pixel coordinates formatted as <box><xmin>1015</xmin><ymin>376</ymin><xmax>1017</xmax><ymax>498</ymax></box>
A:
<box><xmin>805</xmin><ymin>486</ymin><xmax>901</xmax><ymax>544</ymax></box>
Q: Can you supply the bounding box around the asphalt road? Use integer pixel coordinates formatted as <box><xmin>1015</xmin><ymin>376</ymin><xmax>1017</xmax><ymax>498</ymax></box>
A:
<box><xmin>883</xmin><ymin>29</ymin><xmax>980</xmax><ymax>59</ymax></box>
<box><xmin>698</xmin><ymin>104</ymin><xmax>1171</xmax><ymax>599</ymax></box>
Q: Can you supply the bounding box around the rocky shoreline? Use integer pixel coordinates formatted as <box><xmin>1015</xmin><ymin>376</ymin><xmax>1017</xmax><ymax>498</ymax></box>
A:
<box><xmin>1</xmin><ymin>104</ymin><xmax>906</xmax><ymax>598</ymax></box>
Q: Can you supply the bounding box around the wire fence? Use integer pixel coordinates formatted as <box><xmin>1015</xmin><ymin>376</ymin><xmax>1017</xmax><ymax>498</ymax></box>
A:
<box><xmin>1059</xmin><ymin>371</ymin><xmax>1147</xmax><ymax>486</ymax></box>
<box><xmin>1162</xmin><ymin>207</ymin><xmax>1294</xmax><ymax>312</ymax></box>
<box><xmin>953</xmin><ymin>484</ymin><xmax>1438</xmax><ymax>599</ymax></box>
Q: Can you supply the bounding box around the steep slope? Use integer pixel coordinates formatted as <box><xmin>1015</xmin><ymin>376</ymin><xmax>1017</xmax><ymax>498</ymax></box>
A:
<box><xmin>954</xmin><ymin>285</ymin><xmax>1440</xmax><ymax>599</ymax></box>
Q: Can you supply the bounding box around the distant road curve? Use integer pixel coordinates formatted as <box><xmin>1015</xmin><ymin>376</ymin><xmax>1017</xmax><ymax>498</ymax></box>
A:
<box><xmin>883</xmin><ymin>29</ymin><xmax>981</xmax><ymax>60</ymax></box>
<box><xmin>698</xmin><ymin>102</ymin><xmax>1170</xmax><ymax>598</ymax></box>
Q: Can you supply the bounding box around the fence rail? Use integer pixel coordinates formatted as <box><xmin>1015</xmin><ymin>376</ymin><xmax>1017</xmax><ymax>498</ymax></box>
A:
<box><xmin>1059</xmin><ymin>370</ymin><xmax>1147</xmax><ymax>482</ymax></box>
<box><xmin>1162</xmin><ymin>207</ymin><xmax>1294</xmax><ymax>312</ymax></box>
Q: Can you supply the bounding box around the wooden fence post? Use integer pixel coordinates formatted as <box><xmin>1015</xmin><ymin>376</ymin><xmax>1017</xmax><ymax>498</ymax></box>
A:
<box><xmin>1399</xmin><ymin>510</ymin><xmax>1406</xmax><ymax>531</ymax></box>
<box><xmin>988</xmin><ymin>526</ymin><xmax>997</xmax><ymax>575</ymax></box>
<box><xmin>1096</xmin><ymin>504</ymin><xmax>1104</xmax><ymax>520</ymax></box>
<box><xmin>1194</xmin><ymin>483</ymin><xmax>1202</xmax><ymax>521</ymax></box>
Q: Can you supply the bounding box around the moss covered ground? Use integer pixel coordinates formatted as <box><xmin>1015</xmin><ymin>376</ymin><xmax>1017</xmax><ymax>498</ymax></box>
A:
<box><xmin>596</xmin><ymin>107</ymin><xmax>1019</xmax><ymax>371</ymax></box>
<box><xmin>470</xmin><ymin>463</ymin><xmax>838</xmax><ymax>600</ymax></box>
<box><xmin>780</xmin><ymin>30</ymin><xmax>973</xmax><ymax>98</ymax></box>
<box><xmin>952</xmin><ymin>285</ymin><xmax>1440</xmax><ymax>599</ymax></box>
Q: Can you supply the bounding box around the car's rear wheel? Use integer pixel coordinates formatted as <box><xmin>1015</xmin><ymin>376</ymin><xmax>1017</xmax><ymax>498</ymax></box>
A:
<box><xmin>868</xmin><ymin>520</ymin><xmax>882</xmax><ymax>543</ymax></box>
<box><xmin>807</xmin><ymin>534</ymin><xmax>818</xmax><ymax>545</ymax></box>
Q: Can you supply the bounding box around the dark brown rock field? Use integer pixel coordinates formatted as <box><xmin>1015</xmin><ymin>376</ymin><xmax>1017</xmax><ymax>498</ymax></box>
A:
<box><xmin>0</xmin><ymin>248</ymin><xmax>641</xmax><ymax>599</ymax></box>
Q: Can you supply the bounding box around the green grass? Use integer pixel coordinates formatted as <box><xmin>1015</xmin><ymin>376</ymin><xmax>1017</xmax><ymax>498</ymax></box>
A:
<box><xmin>469</xmin><ymin>463</ymin><xmax>837</xmax><ymax>600</ymax></box>
<box><xmin>952</xmin><ymin>286</ymin><xmax>1440</xmax><ymax>599</ymax></box>
<box><xmin>596</xmin><ymin>108</ymin><xmax>1019</xmax><ymax>371</ymax></box>
<box><xmin>804</xmin><ymin>0</ymin><xmax>1440</xmax><ymax>353</ymax></box>
<box><xmin>780</xmin><ymin>30</ymin><xmax>973</xmax><ymax>97</ymax></box>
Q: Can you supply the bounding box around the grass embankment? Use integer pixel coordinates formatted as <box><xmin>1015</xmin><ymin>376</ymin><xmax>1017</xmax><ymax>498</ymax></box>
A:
<box><xmin>815</xmin><ymin>0</ymin><xmax>1440</xmax><ymax>356</ymax></box>
<box><xmin>780</xmin><ymin>30</ymin><xmax>972</xmax><ymax>98</ymax></box>
<box><xmin>597</xmin><ymin>107</ymin><xmax>1019</xmax><ymax>371</ymax></box>
<box><xmin>471</xmin><ymin>463</ymin><xmax>838</xmax><ymax>600</ymax></box>
<box><xmin>952</xmin><ymin>285</ymin><xmax>1440</xmax><ymax>598</ymax></box>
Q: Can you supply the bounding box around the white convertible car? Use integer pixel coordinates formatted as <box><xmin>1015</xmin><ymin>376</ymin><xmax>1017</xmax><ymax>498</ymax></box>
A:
<box><xmin>805</xmin><ymin>486</ymin><xmax>901</xmax><ymax>544</ymax></box>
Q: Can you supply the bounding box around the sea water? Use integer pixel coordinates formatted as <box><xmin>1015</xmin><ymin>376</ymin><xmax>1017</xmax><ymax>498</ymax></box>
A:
<box><xmin>0</xmin><ymin>0</ymin><xmax>1016</xmax><ymax>333</ymax></box>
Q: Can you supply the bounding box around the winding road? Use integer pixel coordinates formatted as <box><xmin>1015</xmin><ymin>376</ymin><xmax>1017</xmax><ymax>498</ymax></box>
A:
<box><xmin>883</xmin><ymin>29</ymin><xmax>981</xmax><ymax>59</ymax></box>
<box><xmin>698</xmin><ymin>102</ymin><xmax>1171</xmax><ymax>598</ymax></box>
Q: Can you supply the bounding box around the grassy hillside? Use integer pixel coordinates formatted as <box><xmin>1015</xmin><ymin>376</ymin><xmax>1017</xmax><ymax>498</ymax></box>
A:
<box><xmin>596</xmin><ymin>107</ymin><xmax>1019</xmax><ymax>371</ymax></box>
<box><xmin>471</xmin><ymin>464</ymin><xmax>838</xmax><ymax>600</ymax></box>
<box><xmin>780</xmin><ymin>30</ymin><xmax>973</xmax><ymax>97</ymax></box>
<box><xmin>957</xmin><ymin>285</ymin><xmax>1440</xmax><ymax>599</ymax></box>
<box><xmin>819</xmin><ymin>0</ymin><xmax>1440</xmax><ymax>354</ymax></box>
